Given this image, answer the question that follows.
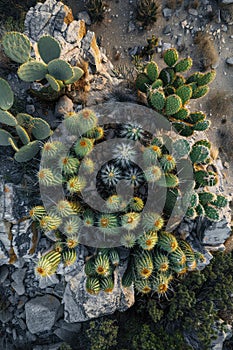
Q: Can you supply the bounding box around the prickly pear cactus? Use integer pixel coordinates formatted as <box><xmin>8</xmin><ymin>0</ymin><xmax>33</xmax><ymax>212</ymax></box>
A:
<box><xmin>2</xmin><ymin>31</ymin><xmax>84</xmax><ymax>92</ymax></box>
<box><xmin>135</xmin><ymin>47</ymin><xmax>216</xmax><ymax>136</ymax></box>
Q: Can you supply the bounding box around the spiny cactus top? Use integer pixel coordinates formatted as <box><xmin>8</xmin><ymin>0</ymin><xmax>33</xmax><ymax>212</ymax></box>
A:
<box><xmin>29</xmin><ymin>107</ymin><xmax>228</xmax><ymax>297</ymax></box>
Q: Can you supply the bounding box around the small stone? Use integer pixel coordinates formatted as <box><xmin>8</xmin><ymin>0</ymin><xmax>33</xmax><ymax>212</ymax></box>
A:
<box><xmin>25</xmin><ymin>295</ymin><xmax>61</xmax><ymax>334</ymax></box>
<box><xmin>163</xmin><ymin>7</ymin><xmax>172</xmax><ymax>18</ymax></box>
<box><xmin>55</xmin><ymin>95</ymin><xmax>74</xmax><ymax>117</ymax></box>
<box><xmin>128</xmin><ymin>21</ymin><xmax>136</xmax><ymax>33</ymax></box>
<box><xmin>220</xmin><ymin>0</ymin><xmax>233</xmax><ymax>3</ymax></box>
<box><xmin>163</xmin><ymin>25</ymin><xmax>172</xmax><ymax>34</ymax></box>
<box><xmin>26</xmin><ymin>104</ymin><xmax>35</xmax><ymax>114</ymax></box>
<box><xmin>224</xmin><ymin>161</ymin><xmax>230</xmax><ymax>168</ymax></box>
<box><xmin>0</xmin><ymin>265</ymin><xmax>9</xmax><ymax>283</ymax></box>
<box><xmin>162</xmin><ymin>42</ymin><xmax>172</xmax><ymax>51</ymax></box>
<box><xmin>221</xmin><ymin>24</ymin><xmax>228</xmax><ymax>32</ymax></box>
<box><xmin>207</xmin><ymin>5</ymin><xmax>212</xmax><ymax>12</ymax></box>
<box><xmin>77</xmin><ymin>11</ymin><xmax>91</xmax><ymax>26</ymax></box>
<box><xmin>226</xmin><ymin>57</ymin><xmax>233</xmax><ymax>66</ymax></box>
<box><xmin>0</xmin><ymin>309</ymin><xmax>13</xmax><ymax>323</ymax></box>
<box><xmin>11</xmin><ymin>268</ymin><xmax>26</xmax><ymax>296</ymax></box>
<box><xmin>188</xmin><ymin>8</ymin><xmax>198</xmax><ymax>16</ymax></box>
<box><xmin>181</xmin><ymin>20</ymin><xmax>187</xmax><ymax>28</ymax></box>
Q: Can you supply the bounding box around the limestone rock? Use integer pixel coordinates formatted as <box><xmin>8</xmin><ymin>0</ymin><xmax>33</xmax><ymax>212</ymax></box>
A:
<box><xmin>25</xmin><ymin>295</ymin><xmax>61</xmax><ymax>334</ymax></box>
<box><xmin>81</xmin><ymin>31</ymin><xmax>102</xmax><ymax>72</ymax></box>
<box><xmin>197</xmin><ymin>218</ymin><xmax>231</xmax><ymax>247</ymax></box>
<box><xmin>25</xmin><ymin>0</ymin><xmax>69</xmax><ymax>41</ymax></box>
<box><xmin>220</xmin><ymin>0</ymin><xmax>233</xmax><ymax>3</ymax></box>
<box><xmin>11</xmin><ymin>268</ymin><xmax>26</xmax><ymax>296</ymax></box>
<box><xmin>63</xmin><ymin>261</ymin><xmax>134</xmax><ymax>322</ymax></box>
<box><xmin>65</xmin><ymin>20</ymin><xmax>86</xmax><ymax>45</ymax></box>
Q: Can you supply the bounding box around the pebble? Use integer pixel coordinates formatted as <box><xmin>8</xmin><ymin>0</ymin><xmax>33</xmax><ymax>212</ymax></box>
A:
<box><xmin>163</xmin><ymin>25</ymin><xmax>172</xmax><ymax>35</ymax></box>
<box><xmin>188</xmin><ymin>8</ymin><xmax>198</xmax><ymax>16</ymax></box>
<box><xmin>26</xmin><ymin>104</ymin><xmax>35</xmax><ymax>114</ymax></box>
<box><xmin>0</xmin><ymin>265</ymin><xmax>9</xmax><ymax>283</ymax></box>
<box><xmin>163</xmin><ymin>8</ymin><xmax>172</xmax><ymax>18</ymax></box>
<box><xmin>226</xmin><ymin>57</ymin><xmax>233</xmax><ymax>66</ymax></box>
<box><xmin>128</xmin><ymin>21</ymin><xmax>136</xmax><ymax>33</ymax></box>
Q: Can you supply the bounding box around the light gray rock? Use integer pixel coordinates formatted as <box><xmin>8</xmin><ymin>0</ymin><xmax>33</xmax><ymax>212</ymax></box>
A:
<box><xmin>65</xmin><ymin>20</ymin><xmax>85</xmax><ymax>45</ymax></box>
<box><xmin>63</xmin><ymin>261</ymin><xmax>134</xmax><ymax>322</ymax></box>
<box><xmin>162</xmin><ymin>42</ymin><xmax>172</xmax><ymax>51</ymax></box>
<box><xmin>55</xmin><ymin>95</ymin><xmax>74</xmax><ymax>117</ymax></box>
<box><xmin>0</xmin><ymin>265</ymin><xmax>8</xmax><ymax>283</ymax></box>
<box><xmin>0</xmin><ymin>309</ymin><xmax>13</xmax><ymax>323</ymax></box>
<box><xmin>26</xmin><ymin>104</ymin><xmax>35</xmax><ymax>114</ymax></box>
<box><xmin>78</xmin><ymin>11</ymin><xmax>92</xmax><ymax>26</ymax></box>
<box><xmin>25</xmin><ymin>295</ymin><xmax>61</xmax><ymax>334</ymax></box>
<box><xmin>188</xmin><ymin>8</ymin><xmax>199</xmax><ymax>16</ymax></box>
<box><xmin>24</xmin><ymin>0</ymin><xmax>67</xmax><ymax>41</ymax></box>
<box><xmin>163</xmin><ymin>8</ymin><xmax>172</xmax><ymax>18</ymax></box>
<box><xmin>81</xmin><ymin>30</ymin><xmax>102</xmax><ymax>71</ymax></box>
<box><xmin>226</xmin><ymin>57</ymin><xmax>233</xmax><ymax>66</ymax></box>
<box><xmin>11</xmin><ymin>268</ymin><xmax>26</xmax><ymax>296</ymax></box>
<box><xmin>201</xmin><ymin>218</ymin><xmax>231</xmax><ymax>247</ymax></box>
<box><xmin>128</xmin><ymin>21</ymin><xmax>136</xmax><ymax>33</ymax></box>
<box><xmin>163</xmin><ymin>25</ymin><xmax>172</xmax><ymax>34</ymax></box>
<box><xmin>220</xmin><ymin>0</ymin><xmax>233</xmax><ymax>3</ymax></box>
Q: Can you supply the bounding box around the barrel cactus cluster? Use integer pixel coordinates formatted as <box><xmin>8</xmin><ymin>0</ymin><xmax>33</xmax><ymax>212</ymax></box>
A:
<box><xmin>0</xmin><ymin>77</ymin><xmax>52</xmax><ymax>162</ymax></box>
<box><xmin>2</xmin><ymin>32</ymin><xmax>84</xmax><ymax>92</ymax></box>
<box><xmin>136</xmin><ymin>48</ymin><xmax>216</xmax><ymax>136</ymax></box>
<box><xmin>29</xmin><ymin>107</ymin><xmax>228</xmax><ymax>296</ymax></box>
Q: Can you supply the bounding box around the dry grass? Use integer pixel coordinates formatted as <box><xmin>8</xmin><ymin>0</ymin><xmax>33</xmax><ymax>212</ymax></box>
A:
<box><xmin>194</xmin><ymin>32</ymin><xmax>219</xmax><ymax>70</ymax></box>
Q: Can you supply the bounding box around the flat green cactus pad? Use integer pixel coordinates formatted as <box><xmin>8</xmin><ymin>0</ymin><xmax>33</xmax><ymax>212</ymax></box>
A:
<box><xmin>0</xmin><ymin>78</ymin><xmax>14</xmax><ymax>110</ymax></box>
<box><xmin>0</xmin><ymin>128</ymin><xmax>13</xmax><ymax>146</ymax></box>
<box><xmin>18</xmin><ymin>61</ymin><xmax>48</xmax><ymax>82</ymax></box>
<box><xmin>31</xmin><ymin>118</ymin><xmax>52</xmax><ymax>140</ymax></box>
<box><xmin>64</xmin><ymin>67</ymin><xmax>84</xmax><ymax>85</ymax></box>
<box><xmin>14</xmin><ymin>141</ymin><xmax>40</xmax><ymax>162</ymax></box>
<box><xmin>38</xmin><ymin>35</ymin><xmax>61</xmax><ymax>64</ymax></box>
<box><xmin>0</xmin><ymin>110</ymin><xmax>18</xmax><ymax>126</ymax></box>
<box><xmin>48</xmin><ymin>59</ymin><xmax>73</xmax><ymax>81</ymax></box>
<box><xmin>2</xmin><ymin>31</ymin><xmax>31</xmax><ymax>63</ymax></box>
<box><xmin>46</xmin><ymin>74</ymin><xmax>61</xmax><ymax>92</ymax></box>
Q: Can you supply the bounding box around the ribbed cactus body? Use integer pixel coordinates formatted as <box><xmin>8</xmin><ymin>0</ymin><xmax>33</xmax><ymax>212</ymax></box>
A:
<box><xmin>137</xmin><ymin>230</ymin><xmax>158</xmax><ymax>250</ymax></box>
<box><xmin>86</xmin><ymin>277</ymin><xmax>101</xmax><ymax>295</ymax></box>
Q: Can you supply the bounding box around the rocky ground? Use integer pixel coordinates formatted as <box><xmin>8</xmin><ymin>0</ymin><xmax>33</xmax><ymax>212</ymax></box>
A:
<box><xmin>0</xmin><ymin>0</ymin><xmax>232</xmax><ymax>349</ymax></box>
